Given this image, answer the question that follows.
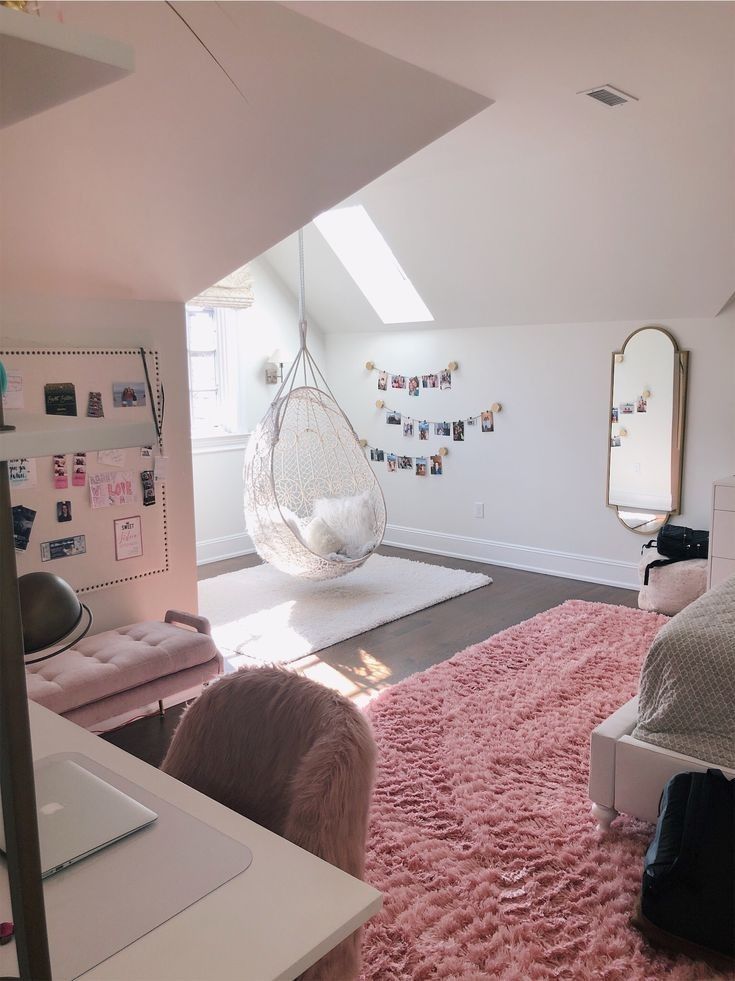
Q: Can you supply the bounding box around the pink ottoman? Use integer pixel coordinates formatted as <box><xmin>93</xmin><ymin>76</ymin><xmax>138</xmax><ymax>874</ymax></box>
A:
<box><xmin>638</xmin><ymin>550</ymin><xmax>708</xmax><ymax>616</ymax></box>
<box><xmin>25</xmin><ymin>610</ymin><xmax>223</xmax><ymax>729</ymax></box>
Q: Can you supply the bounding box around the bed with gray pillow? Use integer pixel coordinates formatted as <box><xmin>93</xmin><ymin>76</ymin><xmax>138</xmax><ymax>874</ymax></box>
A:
<box><xmin>632</xmin><ymin>574</ymin><xmax>735</xmax><ymax>769</ymax></box>
<box><xmin>589</xmin><ymin>575</ymin><xmax>735</xmax><ymax>830</ymax></box>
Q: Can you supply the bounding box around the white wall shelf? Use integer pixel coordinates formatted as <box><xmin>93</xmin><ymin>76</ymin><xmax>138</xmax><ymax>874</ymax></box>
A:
<box><xmin>0</xmin><ymin>5</ymin><xmax>133</xmax><ymax>129</ymax></box>
<box><xmin>0</xmin><ymin>412</ymin><xmax>155</xmax><ymax>461</ymax></box>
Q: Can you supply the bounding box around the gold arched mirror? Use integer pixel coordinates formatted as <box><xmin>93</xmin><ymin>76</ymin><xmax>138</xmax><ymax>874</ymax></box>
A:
<box><xmin>606</xmin><ymin>326</ymin><xmax>688</xmax><ymax>534</ymax></box>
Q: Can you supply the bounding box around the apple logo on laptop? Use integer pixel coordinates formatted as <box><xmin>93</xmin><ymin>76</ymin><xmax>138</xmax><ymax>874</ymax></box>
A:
<box><xmin>40</xmin><ymin>802</ymin><xmax>64</xmax><ymax>816</ymax></box>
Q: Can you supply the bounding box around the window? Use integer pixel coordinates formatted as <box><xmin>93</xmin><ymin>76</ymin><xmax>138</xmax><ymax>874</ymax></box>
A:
<box><xmin>313</xmin><ymin>205</ymin><xmax>433</xmax><ymax>324</ymax></box>
<box><xmin>187</xmin><ymin>263</ymin><xmax>255</xmax><ymax>442</ymax></box>
<box><xmin>187</xmin><ymin>306</ymin><xmax>219</xmax><ymax>434</ymax></box>
<box><xmin>186</xmin><ymin>305</ymin><xmax>241</xmax><ymax>439</ymax></box>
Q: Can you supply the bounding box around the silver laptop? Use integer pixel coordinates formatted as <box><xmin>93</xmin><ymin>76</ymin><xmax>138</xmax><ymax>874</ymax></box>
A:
<box><xmin>0</xmin><ymin>758</ymin><xmax>157</xmax><ymax>878</ymax></box>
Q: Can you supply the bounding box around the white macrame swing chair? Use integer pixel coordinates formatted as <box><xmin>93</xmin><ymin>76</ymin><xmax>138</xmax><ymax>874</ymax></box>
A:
<box><xmin>244</xmin><ymin>230</ymin><xmax>386</xmax><ymax>581</ymax></box>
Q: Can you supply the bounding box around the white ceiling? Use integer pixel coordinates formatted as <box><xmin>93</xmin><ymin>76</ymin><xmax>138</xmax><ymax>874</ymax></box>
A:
<box><xmin>265</xmin><ymin>1</ymin><xmax>735</xmax><ymax>331</ymax></box>
<box><xmin>0</xmin><ymin>1</ymin><xmax>488</xmax><ymax>302</ymax></box>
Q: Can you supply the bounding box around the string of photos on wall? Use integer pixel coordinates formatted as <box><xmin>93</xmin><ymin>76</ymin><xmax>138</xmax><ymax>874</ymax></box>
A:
<box><xmin>367</xmin><ymin>359</ymin><xmax>459</xmax><ymax>395</ymax></box>
<box><xmin>361</xmin><ymin>359</ymin><xmax>503</xmax><ymax>477</ymax></box>
<box><xmin>360</xmin><ymin>441</ymin><xmax>449</xmax><ymax>477</ymax></box>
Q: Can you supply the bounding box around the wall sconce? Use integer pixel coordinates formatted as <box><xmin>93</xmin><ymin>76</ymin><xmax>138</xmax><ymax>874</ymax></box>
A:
<box><xmin>618</xmin><ymin>427</ymin><xmax>628</xmax><ymax>437</ymax></box>
<box><xmin>490</xmin><ymin>402</ymin><xmax>502</xmax><ymax>413</ymax></box>
<box><xmin>265</xmin><ymin>348</ymin><xmax>291</xmax><ymax>385</ymax></box>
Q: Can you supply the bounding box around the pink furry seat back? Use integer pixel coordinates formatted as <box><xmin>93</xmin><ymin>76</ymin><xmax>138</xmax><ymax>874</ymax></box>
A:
<box><xmin>161</xmin><ymin>666</ymin><xmax>376</xmax><ymax>980</ymax></box>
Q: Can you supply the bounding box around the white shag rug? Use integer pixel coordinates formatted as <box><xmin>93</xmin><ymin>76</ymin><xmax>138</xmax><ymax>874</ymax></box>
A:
<box><xmin>198</xmin><ymin>554</ymin><xmax>492</xmax><ymax>666</ymax></box>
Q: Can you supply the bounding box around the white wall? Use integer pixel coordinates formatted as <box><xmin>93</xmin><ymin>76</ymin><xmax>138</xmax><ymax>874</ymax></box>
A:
<box><xmin>1</xmin><ymin>294</ymin><xmax>198</xmax><ymax>632</ymax></box>
<box><xmin>192</xmin><ymin>258</ymin><xmax>326</xmax><ymax>564</ymax></box>
<box><xmin>325</xmin><ymin>312</ymin><xmax>735</xmax><ymax>588</ymax></box>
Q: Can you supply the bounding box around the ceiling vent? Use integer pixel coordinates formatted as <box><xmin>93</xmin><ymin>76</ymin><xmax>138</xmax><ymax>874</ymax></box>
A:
<box><xmin>579</xmin><ymin>84</ymin><xmax>637</xmax><ymax>107</ymax></box>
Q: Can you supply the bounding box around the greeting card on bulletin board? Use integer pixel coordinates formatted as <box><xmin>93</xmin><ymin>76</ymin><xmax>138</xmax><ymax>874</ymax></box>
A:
<box><xmin>2</xmin><ymin>347</ymin><xmax>167</xmax><ymax>594</ymax></box>
<box><xmin>114</xmin><ymin>515</ymin><xmax>143</xmax><ymax>560</ymax></box>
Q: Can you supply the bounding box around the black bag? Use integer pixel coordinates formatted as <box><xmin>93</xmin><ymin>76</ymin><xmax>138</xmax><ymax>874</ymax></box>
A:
<box><xmin>632</xmin><ymin>769</ymin><xmax>735</xmax><ymax>967</ymax></box>
<box><xmin>656</xmin><ymin>524</ymin><xmax>709</xmax><ymax>561</ymax></box>
<box><xmin>641</xmin><ymin>524</ymin><xmax>709</xmax><ymax>586</ymax></box>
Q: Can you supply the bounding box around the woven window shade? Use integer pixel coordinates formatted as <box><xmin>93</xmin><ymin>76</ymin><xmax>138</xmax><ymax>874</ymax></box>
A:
<box><xmin>191</xmin><ymin>264</ymin><xmax>254</xmax><ymax>309</ymax></box>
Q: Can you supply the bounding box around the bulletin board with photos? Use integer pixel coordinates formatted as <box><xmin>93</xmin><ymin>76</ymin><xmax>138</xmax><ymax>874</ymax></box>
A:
<box><xmin>2</xmin><ymin>347</ymin><xmax>168</xmax><ymax>594</ymax></box>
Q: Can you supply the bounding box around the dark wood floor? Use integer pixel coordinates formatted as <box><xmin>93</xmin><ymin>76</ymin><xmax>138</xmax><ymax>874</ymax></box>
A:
<box><xmin>103</xmin><ymin>546</ymin><xmax>637</xmax><ymax>767</ymax></box>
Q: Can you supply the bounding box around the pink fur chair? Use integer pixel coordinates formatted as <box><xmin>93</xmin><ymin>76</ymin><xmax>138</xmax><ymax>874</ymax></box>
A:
<box><xmin>161</xmin><ymin>666</ymin><xmax>377</xmax><ymax>980</ymax></box>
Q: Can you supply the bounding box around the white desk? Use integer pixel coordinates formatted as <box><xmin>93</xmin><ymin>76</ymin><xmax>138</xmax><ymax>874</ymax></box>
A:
<box><xmin>0</xmin><ymin>702</ymin><xmax>382</xmax><ymax>980</ymax></box>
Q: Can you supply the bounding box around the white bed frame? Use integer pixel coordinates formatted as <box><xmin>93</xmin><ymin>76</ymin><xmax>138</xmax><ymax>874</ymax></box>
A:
<box><xmin>589</xmin><ymin>695</ymin><xmax>735</xmax><ymax>829</ymax></box>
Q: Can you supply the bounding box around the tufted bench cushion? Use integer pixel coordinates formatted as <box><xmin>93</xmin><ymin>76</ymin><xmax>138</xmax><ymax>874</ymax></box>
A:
<box><xmin>25</xmin><ymin>610</ymin><xmax>224</xmax><ymax>728</ymax></box>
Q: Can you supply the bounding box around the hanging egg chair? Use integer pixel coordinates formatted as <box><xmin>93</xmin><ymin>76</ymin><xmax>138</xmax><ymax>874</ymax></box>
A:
<box><xmin>244</xmin><ymin>230</ymin><xmax>386</xmax><ymax>580</ymax></box>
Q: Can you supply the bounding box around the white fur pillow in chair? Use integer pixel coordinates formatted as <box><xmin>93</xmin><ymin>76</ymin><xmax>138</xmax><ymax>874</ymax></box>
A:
<box><xmin>279</xmin><ymin>506</ymin><xmax>308</xmax><ymax>545</ymax></box>
<box><xmin>301</xmin><ymin>516</ymin><xmax>345</xmax><ymax>558</ymax></box>
<box><xmin>312</xmin><ymin>492</ymin><xmax>377</xmax><ymax>560</ymax></box>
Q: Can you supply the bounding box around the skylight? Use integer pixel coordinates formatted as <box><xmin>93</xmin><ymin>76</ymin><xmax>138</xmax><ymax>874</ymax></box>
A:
<box><xmin>313</xmin><ymin>205</ymin><xmax>434</xmax><ymax>324</ymax></box>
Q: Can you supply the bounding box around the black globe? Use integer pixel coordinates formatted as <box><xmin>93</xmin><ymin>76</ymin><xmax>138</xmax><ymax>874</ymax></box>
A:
<box><xmin>18</xmin><ymin>572</ymin><xmax>83</xmax><ymax>655</ymax></box>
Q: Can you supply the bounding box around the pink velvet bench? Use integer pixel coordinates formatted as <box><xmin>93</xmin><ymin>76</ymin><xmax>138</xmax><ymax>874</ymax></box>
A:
<box><xmin>25</xmin><ymin>610</ymin><xmax>224</xmax><ymax>730</ymax></box>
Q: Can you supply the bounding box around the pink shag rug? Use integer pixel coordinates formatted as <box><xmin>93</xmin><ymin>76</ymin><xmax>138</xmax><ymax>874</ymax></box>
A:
<box><xmin>361</xmin><ymin>600</ymin><xmax>724</xmax><ymax>980</ymax></box>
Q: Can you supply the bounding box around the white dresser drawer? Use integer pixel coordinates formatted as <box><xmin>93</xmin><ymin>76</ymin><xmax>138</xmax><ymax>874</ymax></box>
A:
<box><xmin>714</xmin><ymin>483</ymin><xmax>735</xmax><ymax>512</ymax></box>
<box><xmin>710</xmin><ymin>556</ymin><xmax>735</xmax><ymax>589</ymax></box>
<box><xmin>712</xmin><ymin>508</ymin><xmax>735</xmax><ymax>559</ymax></box>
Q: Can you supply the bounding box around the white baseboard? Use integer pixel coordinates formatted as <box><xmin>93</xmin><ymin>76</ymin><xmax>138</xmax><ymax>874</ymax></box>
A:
<box><xmin>383</xmin><ymin>523</ymin><xmax>639</xmax><ymax>589</ymax></box>
<box><xmin>196</xmin><ymin>524</ymin><xmax>639</xmax><ymax>588</ymax></box>
<box><xmin>196</xmin><ymin>532</ymin><xmax>255</xmax><ymax>566</ymax></box>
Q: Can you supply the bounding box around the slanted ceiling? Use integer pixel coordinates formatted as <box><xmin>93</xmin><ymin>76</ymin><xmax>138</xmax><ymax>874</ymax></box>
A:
<box><xmin>0</xmin><ymin>1</ymin><xmax>489</xmax><ymax>302</ymax></box>
<box><xmin>266</xmin><ymin>1</ymin><xmax>735</xmax><ymax>330</ymax></box>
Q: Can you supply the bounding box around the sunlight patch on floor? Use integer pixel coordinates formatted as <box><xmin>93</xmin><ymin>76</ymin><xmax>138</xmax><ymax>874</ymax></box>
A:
<box><xmin>211</xmin><ymin>599</ymin><xmax>314</xmax><ymax>664</ymax></box>
<box><xmin>354</xmin><ymin>649</ymin><xmax>392</xmax><ymax>683</ymax></box>
<box><xmin>218</xmin><ymin>639</ymin><xmax>395</xmax><ymax>706</ymax></box>
<box><xmin>296</xmin><ymin>647</ymin><xmax>393</xmax><ymax>706</ymax></box>
<box><xmin>301</xmin><ymin>659</ymin><xmax>362</xmax><ymax>698</ymax></box>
